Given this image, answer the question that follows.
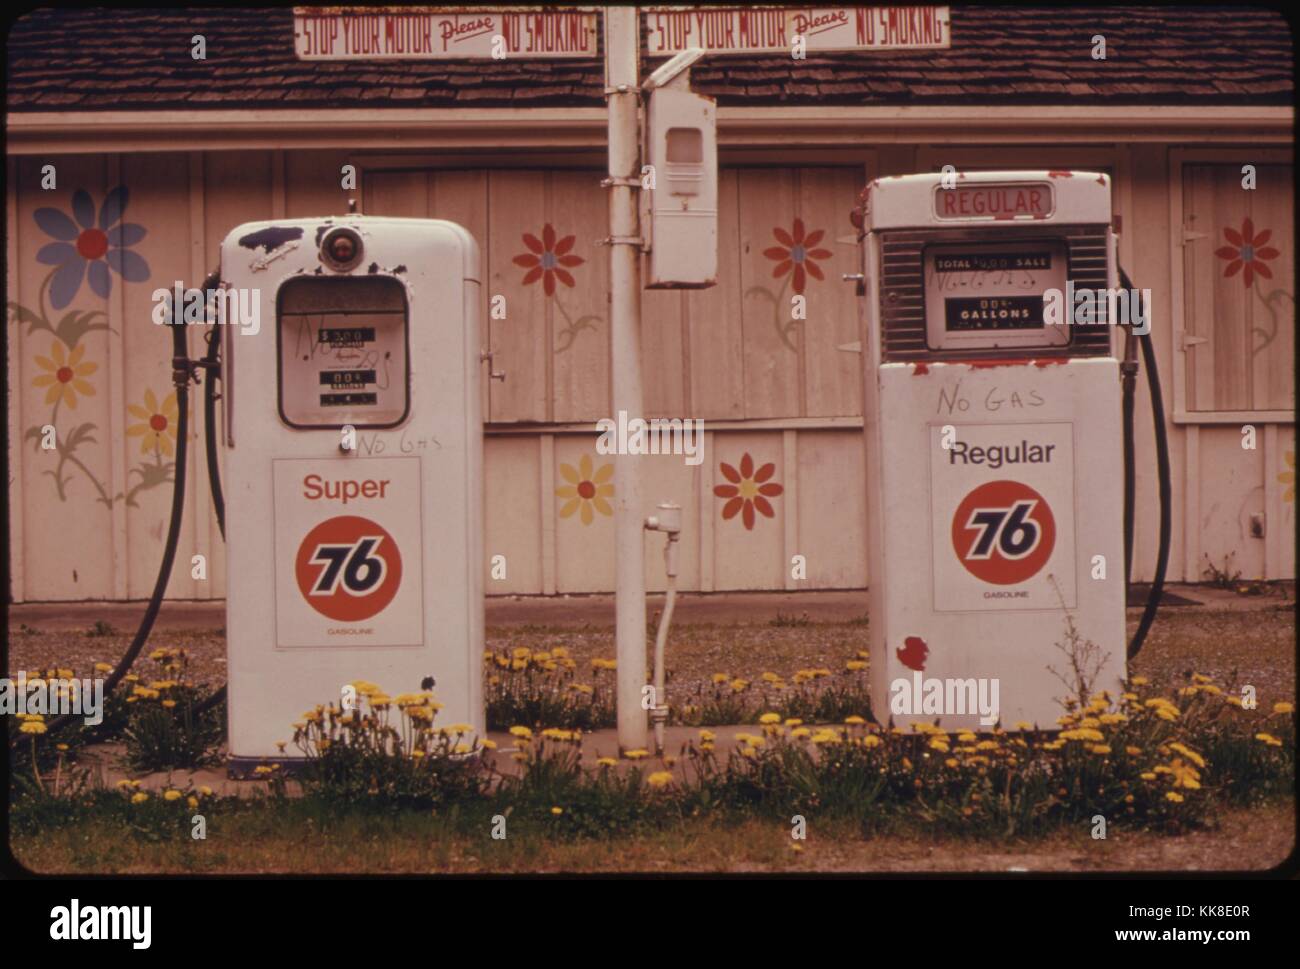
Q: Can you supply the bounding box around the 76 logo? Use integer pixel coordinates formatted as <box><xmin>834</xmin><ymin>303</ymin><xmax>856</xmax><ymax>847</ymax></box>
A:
<box><xmin>308</xmin><ymin>536</ymin><xmax>388</xmax><ymax>596</ymax></box>
<box><xmin>951</xmin><ymin>480</ymin><xmax>1055</xmax><ymax>585</ymax></box>
<box><xmin>294</xmin><ymin>515</ymin><xmax>403</xmax><ymax>622</ymax></box>
<box><xmin>963</xmin><ymin>500</ymin><xmax>1041</xmax><ymax>561</ymax></box>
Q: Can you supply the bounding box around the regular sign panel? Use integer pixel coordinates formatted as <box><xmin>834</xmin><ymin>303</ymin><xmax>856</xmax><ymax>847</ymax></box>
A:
<box><xmin>644</xmin><ymin>6</ymin><xmax>951</xmax><ymax>55</ymax></box>
<box><xmin>293</xmin><ymin>6</ymin><xmax>599</xmax><ymax>60</ymax></box>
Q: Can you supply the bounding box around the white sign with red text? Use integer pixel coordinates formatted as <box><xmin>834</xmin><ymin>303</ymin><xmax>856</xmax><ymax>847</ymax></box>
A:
<box><xmin>293</xmin><ymin>6</ymin><xmax>598</xmax><ymax>60</ymax></box>
<box><xmin>644</xmin><ymin>6</ymin><xmax>950</xmax><ymax>55</ymax></box>
<box><xmin>273</xmin><ymin>457</ymin><xmax>424</xmax><ymax>647</ymax></box>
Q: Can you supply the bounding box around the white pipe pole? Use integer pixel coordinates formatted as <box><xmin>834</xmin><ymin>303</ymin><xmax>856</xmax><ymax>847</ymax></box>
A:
<box><xmin>605</xmin><ymin>6</ymin><xmax>648</xmax><ymax>753</ymax></box>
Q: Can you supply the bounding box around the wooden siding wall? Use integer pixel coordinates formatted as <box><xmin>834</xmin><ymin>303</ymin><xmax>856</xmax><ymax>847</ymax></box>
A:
<box><xmin>5</xmin><ymin>145</ymin><xmax>1293</xmax><ymax>601</ymax></box>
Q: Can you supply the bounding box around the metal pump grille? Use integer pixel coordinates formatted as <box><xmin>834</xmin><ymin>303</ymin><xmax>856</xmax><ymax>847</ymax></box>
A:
<box><xmin>878</xmin><ymin>224</ymin><xmax>1113</xmax><ymax>362</ymax></box>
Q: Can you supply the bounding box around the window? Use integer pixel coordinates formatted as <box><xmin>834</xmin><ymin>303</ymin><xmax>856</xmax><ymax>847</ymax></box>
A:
<box><xmin>277</xmin><ymin>276</ymin><xmax>409</xmax><ymax>428</ymax></box>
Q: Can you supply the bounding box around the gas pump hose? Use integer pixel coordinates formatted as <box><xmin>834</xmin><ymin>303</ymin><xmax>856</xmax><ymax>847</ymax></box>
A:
<box><xmin>1120</xmin><ymin>267</ymin><xmax>1172</xmax><ymax>661</ymax></box>
<box><xmin>46</xmin><ymin>271</ymin><xmax>225</xmax><ymax>735</ymax></box>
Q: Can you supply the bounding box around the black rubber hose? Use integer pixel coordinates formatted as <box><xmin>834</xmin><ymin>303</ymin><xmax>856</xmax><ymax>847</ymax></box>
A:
<box><xmin>46</xmin><ymin>272</ymin><xmax>220</xmax><ymax>734</ymax></box>
<box><xmin>1122</xmin><ymin>267</ymin><xmax>1173</xmax><ymax>660</ymax></box>
<box><xmin>202</xmin><ymin>323</ymin><xmax>225</xmax><ymax>538</ymax></box>
<box><xmin>1120</xmin><ymin>328</ymin><xmax>1138</xmax><ymax>585</ymax></box>
<box><xmin>193</xmin><ymin>321</ymin><xmax>228</xmax><ymax>717</ymax></box>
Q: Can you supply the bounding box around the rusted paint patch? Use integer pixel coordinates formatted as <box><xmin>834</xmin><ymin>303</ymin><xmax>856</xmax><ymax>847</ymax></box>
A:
<box><xmin>239</xmin><ymin>225</ymin><xmax>303</xmax><ymax>252</ymax></box>
<box><xmin>965</xmin><ymin>357</ymin><xmax>1069</xmax><ymax>370</ymax></box>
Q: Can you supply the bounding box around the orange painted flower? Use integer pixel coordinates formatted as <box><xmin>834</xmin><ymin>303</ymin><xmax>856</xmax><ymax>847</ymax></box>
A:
<box><xmin>33</xmin><ymin>339</ymin><xmax>97</xmax><ymax>409</ymax></box>
<box><xmin>714</xmin><ymin>453</ymin><xmax>783</xmax><ymax>530</ymax></box>
<box><xmin>1215</xmin><ymin>218</ymin><xmax>1279</xmax><ymax>287</ymax></box>
<box><xmin>126</xmin><ymin>388</ymin><xmax>179</xmax><ymax>457</ymax></box>
<box><xmin>763</xmin><ymin>218</ymin><xmax>832</xmax><ymax>295</ymax></box>
<box><xmin>557</xmin><ymin>453</ymin><xmax>613</xmax><ymax>525</ymax></box>
<box><xmin>514</xmin><ymin>224</ymin><xmax>584</xmax><ymax>296</ymax></box>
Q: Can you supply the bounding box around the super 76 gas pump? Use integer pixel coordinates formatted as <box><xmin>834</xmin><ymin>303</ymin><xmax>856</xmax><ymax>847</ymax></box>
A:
<box><xmin>219</xmin><ymin>216</ymin><xmax>483</xmax><ymax>770</ymax></box>
<box><xmin>857</xmin><ymin>171</ymin><xmax>1129</xmax><ymax>731</ymax></box>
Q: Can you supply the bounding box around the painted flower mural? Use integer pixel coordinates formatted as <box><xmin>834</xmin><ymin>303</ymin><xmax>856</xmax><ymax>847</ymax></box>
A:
<box><xmin>763</xmin><ymin>218</ymin><xmax>833</xmax><ymax>295</ymax></box>
<box><xmin>513</xmin><ymin>223</ymin><xmax>601</xmax><ymax>353</ymax></box>
<box><xmin>34</xmin><ymin>187</ymin><xmax>149</xmax><ymax>309</ymax></box>
<box><xmin>127</xmin><ymin>389</ymin><xmax>180</xmax><ymax>458</ymax></box>
<box><xmin>557</xmin><ymin>453</ymin><xmax>614</xmax><ymax>525</ymax></box>
<box><xmin>9</xmin><ymin>186</ymin><xmax>170</xmax><ymax>510</ymax></box>
<box><xmin>1209</xmin><ymin>216</ymin><xmax>1292</xmax><ymax>361</ymax></box>
<box><xmin>33</xmin><ymin>339</ymin><xmax>97</xmax><ymax>410</ymax></box>
<box><xmin>748</xmin><ymin>217</ymin><xmax>836</xmax><ymax>352</ymax></box>
<box><xmin>714</xmin><ymin>453</ymin><xmax>783</xmax><ymax>530</ymax></box>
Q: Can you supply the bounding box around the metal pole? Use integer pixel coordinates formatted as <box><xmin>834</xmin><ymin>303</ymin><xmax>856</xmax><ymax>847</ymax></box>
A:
<box><xmin>604</xmin><ymin>6</ymin><xmax>648</xmax><ymax>753</ymax></box>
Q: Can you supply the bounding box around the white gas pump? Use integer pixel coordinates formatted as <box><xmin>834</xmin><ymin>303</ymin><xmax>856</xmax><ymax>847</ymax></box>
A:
<box><xmin>857</xmin><ymin>171</ymin><xmax>1127</xmax><ymax>731</ymax></box>
<box><xmin>219</xmin><ymin>216</ymin><xmax>483</xmax><ymax>770</ymax></box>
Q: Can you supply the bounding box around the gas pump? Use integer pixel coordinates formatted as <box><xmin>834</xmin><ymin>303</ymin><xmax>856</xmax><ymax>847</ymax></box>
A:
<box><xmin>855</xmin><ymin>171</ymin><xmax>1167</xmax><ymax>731</ymax></box>
<box><xmin>217</xmin><ymin>216</ymin><xmax>484</xmax><ymax>770</ymax></box>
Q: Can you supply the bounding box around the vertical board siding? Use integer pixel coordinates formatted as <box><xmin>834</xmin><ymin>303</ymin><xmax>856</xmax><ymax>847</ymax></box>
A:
<box><xmin>6</xmin><ymin>150</ymin><xmax>1295</xmax><ymax>600</ymax></box>
<box><xmin>1183</xmin><ymin>163</ymin><xmax>1295</xmax><ymax>413</ymax></box>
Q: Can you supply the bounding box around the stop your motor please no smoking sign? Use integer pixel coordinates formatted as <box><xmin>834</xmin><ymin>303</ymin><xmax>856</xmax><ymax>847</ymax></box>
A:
<box><xmin>273</xmin><ymin>457</ymin><xmax>425</xmax><ymax>647</ymax></box>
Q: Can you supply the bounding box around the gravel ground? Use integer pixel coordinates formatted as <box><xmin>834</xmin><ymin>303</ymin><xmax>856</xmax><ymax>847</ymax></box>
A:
<box><xmin>7</xmin><ymin>602</ymin><xmax>1295</xmax><ymax>704</ymax></box>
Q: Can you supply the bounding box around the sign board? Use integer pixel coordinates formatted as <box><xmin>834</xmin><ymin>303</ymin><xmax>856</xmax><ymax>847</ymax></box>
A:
<box><xmin>273</xmin><ymin>456</ymin><xmax>425</xmax><ymax>647</ymax></box>
<box><xmin>929</xmin><ymin>421</ymin><xmax>1077</xmax><ymax>613</ymax></box>
<box><xmin>644</xmin><ymin>6</ymin><xmax>950</xmax><ymax>55</ymax></box>
<box><xmin>293</xmin><ymin>6</ymin><xmax>599</xmax><ymax>60</ymax></box>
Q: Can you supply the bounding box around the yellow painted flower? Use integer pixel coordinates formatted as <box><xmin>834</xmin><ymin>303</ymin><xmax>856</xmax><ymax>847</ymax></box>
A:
<box><xmin>33</xmin><ymin>339</ymin><xmax>97</xmax><ymax>409</ymax></box>
<box><xmin>126</xmin><ymin>388</ymin><xmax>179</xmax><ymax>456</ymax></box>
<box><xmin>647</xmin><ymin>771</ymin><xmax>673</xmax><ymax>788</ymax></box>
<box><xmin>557</xmin><ymin>453</ymin><xmax>614</xmax><ymax>525</ymax></box>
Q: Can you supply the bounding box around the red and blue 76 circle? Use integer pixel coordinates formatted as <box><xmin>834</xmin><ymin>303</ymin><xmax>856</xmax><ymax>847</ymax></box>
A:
<box><xmin>951</xmin><ymin>480</ymin><xmax>1055</xmax><ymax>585</ymax></box>
<box><xmin>295</xmin><ymin>515</ymin><xmax>402</xmax><ymax>622</ymax></box>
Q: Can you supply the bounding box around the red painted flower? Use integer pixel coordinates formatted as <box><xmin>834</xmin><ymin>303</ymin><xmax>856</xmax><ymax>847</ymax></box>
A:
<box><xmin>763</xmin><ymin>218</ymin><xmax>832</xmax><ymax>295</ymax></box>
<box><xmin>714</xmin><ymin>453</ymin><xmax>783</xmax><ymax>530</ymax></box>
<box><xmin>513</xmin><ymin>223</ymin><xmax>584</xmax><ymax>296</ymax></box>
<box><xmin>1215</xmin><ymin>218</ymin><xmax>1279</xmax><ymax>288</ymax></box>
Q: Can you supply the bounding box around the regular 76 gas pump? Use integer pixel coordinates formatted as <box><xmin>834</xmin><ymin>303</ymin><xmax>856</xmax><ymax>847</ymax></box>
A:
<box><xmin>219</xmin><ymin>217</ymin><xmax>484</xmax><ymax>771</ymax></box>
<box><xmin>854</xmin><ymin>171</ymin><xmax>1171</xmax><ymax>731</ymax></box>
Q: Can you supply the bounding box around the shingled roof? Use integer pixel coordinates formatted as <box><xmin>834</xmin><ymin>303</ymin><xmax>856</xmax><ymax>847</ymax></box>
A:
<box><xmin>6</xmin><ymin>6</ymin><xmax>1292</xmax><ymax>112</ymax></box>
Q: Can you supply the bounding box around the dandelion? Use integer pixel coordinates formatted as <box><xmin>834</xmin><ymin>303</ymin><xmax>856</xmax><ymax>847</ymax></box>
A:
<box><xmin>1166</xmin><ymin>791</ymin><xmax>1184</xmax><ymax>803</ymax></box>
<box><xmin>1255</xmin><ymin>733</ymin><xmax>1283</xmax><ymax>748</ymax></box>
<box><xmin>1273</xmin><ymin>702</ymin><xmax>1294</xmax><ymax>715</ymax></box>
<box><xmin>699</xmin><ymin>730</ymin><xmax>716</xmax><ymax>742</ymax></box>
<box><xmin>509</xmin><ymin>725</ymin><xmax>533</xmax><ymax>740</ymax></box>
<box><xmin>647</xmin><ymin>771</ymin><xmax>673</xmax><ymax>788</ymax></box>
<box><xmin>624</xmin><ymin>749</ymin><xmax>650</xmax><ymax>760</ymax></box>
<box><xmin>551</xmin><ymin>806</ymin><xmax>563</xmax><ymax>816</ymax></box>
<box><xmin>597</xmin><ymin>757</ymin><xmax>617</xmax><ymax>767</ymax></box>
<box><xmin>20</xmin><ymin>721</ymin><xmax>47</xmax><ymax>735</ymax></box>
<box><xmin>759</xmin><ymin>712</ymin><xmax>781</xmax><ymax>725</ymax></box>
<box><xmin>131</xmin><ymin>792</ymin><xmax>149</xmax><ymax>804</ymax></box>
<box><xmin>163</xmin><ymin>789</ymin><xmax>182</xmax><ymax>801</ymax></box>
<box><xmin>844</xmin><ymin>715</ymin><xmax>866</xmax><ymax>725</ymax></box>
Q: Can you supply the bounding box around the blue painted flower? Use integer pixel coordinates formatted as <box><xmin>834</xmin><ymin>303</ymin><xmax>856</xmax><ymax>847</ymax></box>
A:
<box><xmin>34</xmin><ymin>187</ymin><xmax>149</xmax><ymax>309</ymax></box>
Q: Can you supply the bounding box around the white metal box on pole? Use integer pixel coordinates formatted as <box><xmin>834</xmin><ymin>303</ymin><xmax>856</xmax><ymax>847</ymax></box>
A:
<box><xmin>858</xmin><ymin>171</ymin><xmax>1126</xmax><ymax>731</ymax></box>
<box><xmin>219</xmin><ymin>216</ymin><xmax>483</xmax><ymax>770</ymax></box>
<box><xmin>645</xmin><ymin>85</ymin><xmax>718</xmax><ymax>288</ymax></box>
